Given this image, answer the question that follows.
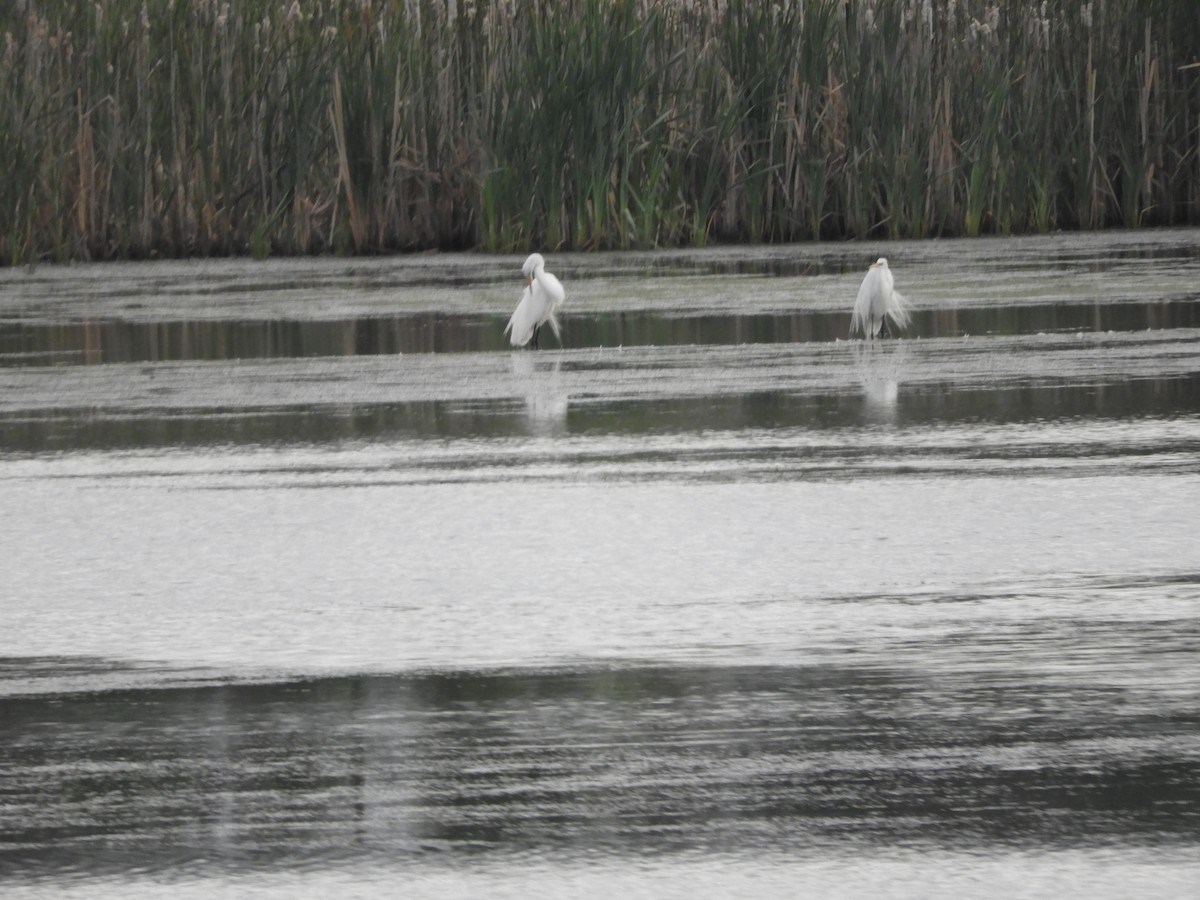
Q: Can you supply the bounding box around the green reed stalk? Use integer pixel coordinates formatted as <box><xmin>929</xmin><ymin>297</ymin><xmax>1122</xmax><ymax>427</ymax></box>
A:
<box><xmin>1</xmin><ymin>0</ymin><xmax>1198</xmax><ymax>265</ymax></box>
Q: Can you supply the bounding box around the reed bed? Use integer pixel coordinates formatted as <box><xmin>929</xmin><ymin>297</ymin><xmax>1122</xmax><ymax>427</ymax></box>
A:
<box><xmin>2</xmin><ymin>0</ymin><xmax>1198</xmax><ymax>263</ymax></box>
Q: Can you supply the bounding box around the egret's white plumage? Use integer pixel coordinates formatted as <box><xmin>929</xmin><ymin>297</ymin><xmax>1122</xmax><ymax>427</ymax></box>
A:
<box><xmin>504</xmin><ymin>253</ymin><xmax>565</xmax><ymax>349</ymax></box>
<box><xmin>850</xmin><ymin>257</ymin><xmax>910</xmax><ymax>338</ymax></box>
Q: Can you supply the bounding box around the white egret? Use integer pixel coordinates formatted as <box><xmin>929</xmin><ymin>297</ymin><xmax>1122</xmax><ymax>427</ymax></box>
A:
<box><xmin>850</xmin><ymin>257</ymin><xmax>910</xmax><ymax>339</ymax></box>
<box><xmin>504</xmin><ymin>253</ymin><xmax>565</xmax><ymax>349</ymax></box>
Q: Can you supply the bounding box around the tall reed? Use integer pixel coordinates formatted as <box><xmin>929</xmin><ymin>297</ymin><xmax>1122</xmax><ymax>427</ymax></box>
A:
<box><xmin>1</xmin><ymin>0</ymin><xmax>1197</xmax><ymax>264</ymax></box>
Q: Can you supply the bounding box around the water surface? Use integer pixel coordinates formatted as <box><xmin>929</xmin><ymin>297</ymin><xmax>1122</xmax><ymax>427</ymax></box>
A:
<box><xmin>2</xmin><ymin>230</ymin><xmax>1199</xmax><ymax>897</ymax></box>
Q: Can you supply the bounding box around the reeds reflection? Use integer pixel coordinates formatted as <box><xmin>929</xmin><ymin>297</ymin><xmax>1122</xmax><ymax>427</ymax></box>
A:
<box><xmin>3</xmin><ymin>661</ymin><xmax>1198</xmax><ymax>881</ymax></box>
<box><xmin>2</xmin><ymin>298</ymin><xmax>1197</xmax><ymax>366</ymax></box>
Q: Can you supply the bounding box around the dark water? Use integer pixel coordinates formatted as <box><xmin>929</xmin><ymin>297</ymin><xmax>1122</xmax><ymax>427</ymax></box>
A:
<box><xmin>2</xmin><ymin>231</ymin><xmax>1200</xmax><ymax>898</ymax></box>
<box><xmin>3</xmin><ymin>661</ymin><xmax>1199</xmax><ymax>872</ymax></box>
<box><xmin>2</xmin><ymin>298</ymin><xmax>1198</xmax><ymax>364</ymax></box>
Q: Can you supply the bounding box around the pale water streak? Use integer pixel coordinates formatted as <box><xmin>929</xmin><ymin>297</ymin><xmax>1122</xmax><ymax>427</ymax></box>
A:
<box><xmin>2</xmin><ymin>231</ymin><xmax>1200</xmax><ymax>897</ymax></box>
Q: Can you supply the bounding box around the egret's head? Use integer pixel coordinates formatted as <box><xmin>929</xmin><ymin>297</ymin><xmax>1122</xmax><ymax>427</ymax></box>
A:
<box><xmin>521</xmin><ymin>253</ymin><xmax>545</xmax><ymax>283</ymax></box>
<box><xmin>870</xmin><ymin>257</ymin><xmax>889</xmax><ymax>269</ymax></box>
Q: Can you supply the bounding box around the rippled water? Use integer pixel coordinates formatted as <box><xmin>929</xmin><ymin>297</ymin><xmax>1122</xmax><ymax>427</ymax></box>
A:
<box><xmin>2</xmin><ymin>231</ymin><xmax>1199</xmax><ymax>898</ymax></box>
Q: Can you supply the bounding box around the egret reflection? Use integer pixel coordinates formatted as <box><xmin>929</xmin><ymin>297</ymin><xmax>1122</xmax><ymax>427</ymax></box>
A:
<box><xmin>509</xmin><ymin>353</ymin><xmax>568</xmax><ymax>434</ymax></box>
<box><xmin>853</xmin><ymin>340</ymin><xmax>909</xmax><ymax>422</ymax></box>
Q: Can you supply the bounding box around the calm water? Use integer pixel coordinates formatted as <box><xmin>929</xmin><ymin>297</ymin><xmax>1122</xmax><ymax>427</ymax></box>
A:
<box><xmin>2</xmin><ymin>231</ymin><xmax>1199</xmax><ymax>897</ymax></box>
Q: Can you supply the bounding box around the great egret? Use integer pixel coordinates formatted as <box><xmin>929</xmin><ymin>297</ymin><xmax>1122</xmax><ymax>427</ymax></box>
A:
<box><xmin>504</xmin><ymin>253</ymin><xmax>565</xmax><ymax>349</ymax></box>
<box><xmin>850</xmin><ymin>257</ymin><xmax>910</xmax><ymax>339</ymax></box>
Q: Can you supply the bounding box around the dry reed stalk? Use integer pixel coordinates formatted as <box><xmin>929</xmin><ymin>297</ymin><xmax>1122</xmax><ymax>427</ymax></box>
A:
<box><xmin>1</xmin><ymin>0</ymin><xmax>1198</xmax><ymax>264</ymax></box>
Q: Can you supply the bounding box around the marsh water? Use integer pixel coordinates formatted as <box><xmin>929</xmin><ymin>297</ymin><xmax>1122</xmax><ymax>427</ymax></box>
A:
<box><xmin>2</xmin><ymin>231</ymin><xmax>1199</xmax><ymax>898</ymax></box>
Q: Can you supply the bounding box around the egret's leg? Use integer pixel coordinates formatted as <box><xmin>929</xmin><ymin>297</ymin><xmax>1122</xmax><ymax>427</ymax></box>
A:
<box><xmin>531</xmin><ymin>324</ymin><xmax>540</xmax><ymax>350</ymax></box>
